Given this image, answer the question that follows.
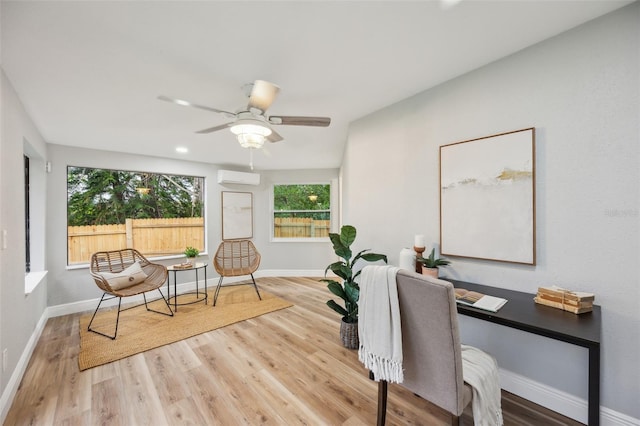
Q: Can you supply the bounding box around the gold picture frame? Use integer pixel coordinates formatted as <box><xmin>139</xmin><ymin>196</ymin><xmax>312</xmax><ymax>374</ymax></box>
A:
<box><xmin>440</xmin><ymin>128</ymin><xmax>536</xmax><ymax>265</ymax></box>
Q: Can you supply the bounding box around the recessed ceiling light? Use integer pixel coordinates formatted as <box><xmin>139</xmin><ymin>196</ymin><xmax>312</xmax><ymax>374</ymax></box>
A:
<box><xmin>176</xmin><ymin>147</ymin><xmax>188</xmax><ymax>153</ymax></box>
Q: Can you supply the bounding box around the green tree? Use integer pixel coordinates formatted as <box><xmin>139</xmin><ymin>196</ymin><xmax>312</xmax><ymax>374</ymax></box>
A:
<box><xmin>67</xmin><ymin>167</ymin><xmax>204</xmax><ymax>226</ymax></box>
<box><xmin>274</xmin><ymin>184</ymin><xmax>330</xmax><ymax>220</ymax></box>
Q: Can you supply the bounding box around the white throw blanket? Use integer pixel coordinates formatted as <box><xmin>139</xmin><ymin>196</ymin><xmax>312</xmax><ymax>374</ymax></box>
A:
<box><xmin>358</xmin><ymin>265</ymin><xmax>403</xmax><ymax>383</ymax></box>
<box><xmin>461</xmin><ymin>344</ymin><xmax>504</xmax><ymax>426</ymax></box>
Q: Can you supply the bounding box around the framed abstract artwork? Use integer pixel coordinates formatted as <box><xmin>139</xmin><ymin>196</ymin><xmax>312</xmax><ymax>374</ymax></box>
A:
<box><xmin>439</xmin><ymin>128</ymin><xmax>536</xmax><ymax>265</ymax></box>
<box><xmin>221</xmin><ymin>191</ymin><xmax>253</xmax><ymax>240</ymax></box>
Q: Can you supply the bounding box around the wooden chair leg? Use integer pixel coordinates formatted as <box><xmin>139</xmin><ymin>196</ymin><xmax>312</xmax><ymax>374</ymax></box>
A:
<box><xmin>452</xmin><ymin>414</ymin><xmax>460</xmax><ymax>426</ymax></box>
<box><xmin>377</xmin><ymin>379</ymin><xmax>388</xmax><ymax>426</ymax></box>
<box><xmin>370</xmin><ymin>371</ymin><xmax>388</xmax><ymax>426</ymax></box>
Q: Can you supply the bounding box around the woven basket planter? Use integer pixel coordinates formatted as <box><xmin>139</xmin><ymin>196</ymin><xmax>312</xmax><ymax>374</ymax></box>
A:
<box><xmin>340</xmin><ymin>318</ymin><xmax>359</xmax><ymax>349</ymax></box>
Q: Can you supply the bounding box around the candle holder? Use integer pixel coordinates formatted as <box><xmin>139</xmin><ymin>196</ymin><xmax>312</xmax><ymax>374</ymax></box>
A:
<box><xmin>413</xmin><ymin>246</ymin><xmax>426</xmax><ymax>274</ymax></box>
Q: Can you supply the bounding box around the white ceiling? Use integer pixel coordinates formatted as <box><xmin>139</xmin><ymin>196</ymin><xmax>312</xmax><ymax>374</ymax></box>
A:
<box><xmin>1</xmin><ymin>0</ymin><xmax>633</xmax><ymax>171</ymax></box>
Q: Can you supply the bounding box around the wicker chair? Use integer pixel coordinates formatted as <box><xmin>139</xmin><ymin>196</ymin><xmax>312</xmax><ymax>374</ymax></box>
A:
<box><xmin>212</xmin><ymin>240</ymin><xmax>262</xmax><ymax>306</ymax></box>
<box><xmin>88</xmin><ymin>248</ymin><xmax>173</xmax><ymax>339</ymax></box>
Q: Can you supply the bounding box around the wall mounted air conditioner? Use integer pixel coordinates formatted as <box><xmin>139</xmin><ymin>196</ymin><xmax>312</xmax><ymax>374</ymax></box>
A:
<box><xmin>217</xmin><ymin>169</ymin><xmax>260</xmax><ymax>186</ymax></box>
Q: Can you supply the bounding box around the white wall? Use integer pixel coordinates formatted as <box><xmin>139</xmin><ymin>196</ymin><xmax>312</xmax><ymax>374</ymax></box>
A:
<box><xmin>46</xmin><ymin>144</ymin><xmax>338</xmax><ymax>305</ymax></box>
<box><xmin>342</xmin><ymin>3</ymin><xmax>639</xmax><ymax>422</ymax></box>
<box><xmin>0</xmin><ymin>70</ymin><xmax>49</xmax><ymax>411</ymax></box>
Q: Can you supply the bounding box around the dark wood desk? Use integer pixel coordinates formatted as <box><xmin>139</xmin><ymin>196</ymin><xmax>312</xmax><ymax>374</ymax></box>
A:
<box><xmin>449</xmin><ymin>279</ymin><xmax>601</xmax><ymax>426</ymax></box>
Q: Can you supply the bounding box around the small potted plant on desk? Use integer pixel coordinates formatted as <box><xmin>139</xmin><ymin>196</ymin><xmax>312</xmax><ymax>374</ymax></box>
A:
<box><xmin>184</xmin><ymin>246</ymin><xmax>200</xmax><ymax>266</ymax></box>
<box><xmin>417</xmin><ymin>248</ymin><xmax>450</xmax><ymax>278</ymax></box>
<box><xmin>322</xmin><ymin>225</ymin><xmax>387</xmax><ymax>349</ymax></box>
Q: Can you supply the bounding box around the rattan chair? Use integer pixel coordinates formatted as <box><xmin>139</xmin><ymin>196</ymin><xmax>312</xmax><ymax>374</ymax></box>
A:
<box><xmin>88</xmin><ymin>248</ymin><xmax>173</xmax><ymax>339</ymax></box>
<box><xmin>212</xmin><ymin>240</ymin><xmax>262</xmax><ymax>306</ymax></box>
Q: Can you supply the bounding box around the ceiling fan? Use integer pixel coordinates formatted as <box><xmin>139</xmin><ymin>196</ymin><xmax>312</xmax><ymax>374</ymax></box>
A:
<box><xmin>158</xmin><ymin>80</ymin><xmax>331</xmax><ymax>149</ymax></box>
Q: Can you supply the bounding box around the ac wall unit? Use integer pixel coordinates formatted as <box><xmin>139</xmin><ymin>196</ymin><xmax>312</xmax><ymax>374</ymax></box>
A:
<box><xmin>217</xmin><ymin>169</ymin><xmax>260</xmax><ymax>186</ymax></box>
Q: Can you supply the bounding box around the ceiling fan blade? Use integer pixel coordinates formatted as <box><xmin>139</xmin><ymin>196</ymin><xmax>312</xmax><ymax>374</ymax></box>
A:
<box><xmin>269</xmin><ymin>115</ymin><xmax>331</xmax><ymax>127</ymax></box>
<box><xmin>195</xmin><ymin>122</ymin><xmax>233</xmax><ymax>134</ymax></box>
<box><xmin>158</xmin><ymin>95</ymin><xmax>236</xmax><ymax>117</ymax></box>
<box><xmin>267</xmin><ymin>129</ymin><xmax>283</xmax><ymax>143</ymax></box>
<box><xmin>247</xmin><ymin>80</ymin><xmax>280</xmax><ymax>113</ymax></box>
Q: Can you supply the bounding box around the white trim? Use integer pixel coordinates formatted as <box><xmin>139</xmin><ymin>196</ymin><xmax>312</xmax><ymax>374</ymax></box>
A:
<box><xmin>24</xmin><ymin>270</ymin><xmax>47</xmax><ymax>294</ymax></box>
<box><xmin>601</xmin><ymin>407</ymin><xmax>640</xmax><ymax>426</ymax></box>
<box><xmin>3</xmin><ymin>271</ymin><xmax>639</xmax><ymax>426</ymax></box>
<box><xmin>499</xmin><ymin>368</ymin><xmax>587</xmax><ymax>423</ymax></box>
<box><xmin>0</xmin><ymin>308</ymin><xmax>48</xmax><ymax>424</ymax></box>
<box><xmin>270</xmin><ymin>238</ymin><xmax>329</xmax><ymax>243</ymax></box>
<box><xmin>499</xmin><ymin>368</ymin><xmax>640</xmax><ymax>425</ymax></box>
<box><xmin>65</xmin><ymin>253</ymin><xmax>211</xmax><ymax>271</ymax></box>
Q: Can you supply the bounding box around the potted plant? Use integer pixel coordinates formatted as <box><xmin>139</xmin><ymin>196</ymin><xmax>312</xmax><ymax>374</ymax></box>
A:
<box><xmin>417</xmin><ymin>248</ymin><xmax>450</xmax><ymax>278</ymax></box>
<box><xmin>184</xmin><ymin>246</ymin><xmax>200</xmax><ymax>266</ymax></box>
<box><xmin>322</xmin><ymin>225</ymin><xmax>387</xmax><ymax>349</ymax></box>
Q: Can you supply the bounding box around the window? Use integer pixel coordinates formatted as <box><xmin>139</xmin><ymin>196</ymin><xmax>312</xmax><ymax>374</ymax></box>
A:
<box><xmin>272</xmin><ymin>183</ymin><xmax>330</xmax><ymax>240</ymax></box>
<box><xmin>24</xmin><ymin>155</ymin><xmax>31</xmax><ymax>273</ymax></box>
<box><xmin>67</xmin><ymin>166</ymin><xmax>205</xmax><ymax>265</ymax></box>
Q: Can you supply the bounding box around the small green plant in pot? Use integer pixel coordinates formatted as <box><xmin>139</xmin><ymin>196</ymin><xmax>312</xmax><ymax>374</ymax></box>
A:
<box><xmin>417</xmin><ymin>248</ymin><xmax>450</xmax><ymax>278</ymax></box>
<box><xmin>322</xmin><ymin>225</ymin><xmax>387</xmax><ymax>348</ymax></box>
<box><xmin>184</xmin><ymin>246</ymin><xmax>200</xmax><ymax>265</ymax></box>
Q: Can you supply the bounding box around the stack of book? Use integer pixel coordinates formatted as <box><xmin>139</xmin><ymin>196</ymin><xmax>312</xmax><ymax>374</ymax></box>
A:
<box><xmin>534</xmin><ymin>285</ymin><xmax>595</xmax><ymax>314</ymax></box>
<box><xmin>171</xmin><ymin>262</ymin><xmax>193</xmax><ymax>270</ymax></box>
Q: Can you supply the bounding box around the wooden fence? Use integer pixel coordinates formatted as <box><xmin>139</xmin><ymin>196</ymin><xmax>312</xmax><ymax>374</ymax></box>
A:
<box><xmin>68</xmin><ymin>217</ymin><xmax>204</xmax><ymax>264</ymax></box>
<box><xmin>273</xmin><ymin>218</ymin><xmax>330</xmax><ymax>238</ymax></box>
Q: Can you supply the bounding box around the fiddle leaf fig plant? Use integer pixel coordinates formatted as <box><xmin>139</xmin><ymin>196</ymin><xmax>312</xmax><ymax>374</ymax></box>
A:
<box><xmin>321</xmin><ymin>225</ymin><xmax>387</xmax><ymax>323</ymax></box>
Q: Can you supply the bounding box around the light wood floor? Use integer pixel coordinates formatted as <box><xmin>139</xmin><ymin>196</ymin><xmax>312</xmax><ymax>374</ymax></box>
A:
<box><xmin>4</xmin><ymin>277</ymin><xmax>583</xmax><ymax>425</ymax></box>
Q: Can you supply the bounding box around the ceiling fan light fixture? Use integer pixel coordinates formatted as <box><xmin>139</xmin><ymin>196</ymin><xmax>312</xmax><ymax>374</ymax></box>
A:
<box><xmin>230</xmin><ymin>122</ymin><xmax>272</xmax><ymax>149</ymax></box>
<box><xmin>236</xmin><ymin>132</ymin><xmax>266</xmax><ymax>149</ymax></box>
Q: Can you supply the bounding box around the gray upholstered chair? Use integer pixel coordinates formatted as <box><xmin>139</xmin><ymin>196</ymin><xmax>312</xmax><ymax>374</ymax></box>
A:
<box><xmin>212</xmin><ymin>239</ymin><xmax>262</xmax><ymax>306</ymax></box>
<box><xmin>374</xmin><ymin>270</ymin><xmax>474</xmax><ymax>425</ymax></box>
<box><xmin>88</xmin><ymin>248</ymin><xmax>173</xmax><ymax>339</ymax></box>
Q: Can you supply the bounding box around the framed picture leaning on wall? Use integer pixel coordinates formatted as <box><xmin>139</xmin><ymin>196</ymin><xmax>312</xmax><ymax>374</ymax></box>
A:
<box><xmin>221</xmin><ymin>191</ymin><xmax>253</xmax><ymax>240</ymax></box>
<box><xmin>439</xmin><ymin>128</ymin><xmax>536</xmax><ymax>265</ymax></box>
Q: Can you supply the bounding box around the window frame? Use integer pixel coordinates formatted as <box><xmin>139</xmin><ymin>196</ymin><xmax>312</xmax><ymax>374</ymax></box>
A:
<box><xmin>270</xmin><ymin>182</ymin><xmax>333</xmax><ymax>243</ymax></box>
<box><xmin>66</xmin><ymin>165</ymin><xmax>207</xmax><ymax>266</ymax></box>
<box><xmin>24</xmin><ymin>155</ymin><xmax>31</xmax><ymax>273</ymax></box>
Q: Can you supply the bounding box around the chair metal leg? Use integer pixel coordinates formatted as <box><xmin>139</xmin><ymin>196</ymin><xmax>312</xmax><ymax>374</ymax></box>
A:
<box><xmin>87</xmin><ymin>293</ymin><xmax>122</xmax><ymax>340</ymax></box>
<box><xmin>213</xmin><ymin>274</ymin><xmax>261</xmax><ymax>306</ymax></box>
<box><xmin>142</xmin><ymin>289</ymin><xmax>174</xmax><ymax>317</ymax></box>
<box><xmin>88</xmin><ymin>289</ymin><xmax>173</xmax><ymax>340</ymax></box>
<box><xmin>213</xmin><ymin>276</ymin><xmax>224</xmax><ymax>306</ymax></box>
<box><xmin>250</xmin><ymin>273</ymin><xmax>262</xmax><ymax>301</ymax></box>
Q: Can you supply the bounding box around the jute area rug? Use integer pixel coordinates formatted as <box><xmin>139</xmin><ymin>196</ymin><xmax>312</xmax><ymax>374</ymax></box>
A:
<box><xmin>78</xmin><ymin>285</ymin><xmax>292</xmax><ymax>371</ymax></box>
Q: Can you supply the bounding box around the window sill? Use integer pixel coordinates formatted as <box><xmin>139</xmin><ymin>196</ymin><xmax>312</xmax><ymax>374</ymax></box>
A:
<box><xmin>270</xmin><ymin>238</ymin><xmax>330</xmax><ymax>243</ymax></box>
<box><xmin>66</xmin><ymin>253</ymin><xmax>210</xmax><ymax>270</ymax></box>
<box><xmin>25</xmin><ymin>270</ymin><xmax>48</xmax><ymax>295</ymax></box>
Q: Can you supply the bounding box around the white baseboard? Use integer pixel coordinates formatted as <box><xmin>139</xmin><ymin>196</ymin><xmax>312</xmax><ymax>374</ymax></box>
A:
<box><xmin>3</xmin><ymin>270</ymin><xmax>639</xmax><ymax>426</ymax></box>
<box><xmin>500</xmin><ymin>368</ymin><xmax>640</xmax><ymax>425</ymax></box>
<box><xmin>500</xmin><ymin>368</ymin><xmax>587</xmax><ymax>423</ymax></box>
<box><xmin>46</xmin><ymin>269</ymin><xmax>320</xmax><ymax>318</ymax></box>
<box><xmin>0</xmin><ymin>309</ymin><xmax>48</xmax><ymax>424</ymax></box>
<box><xmin>601</xmin><ymin>407</ymin><xmax>640</xmax><ymax>426</ymax></box>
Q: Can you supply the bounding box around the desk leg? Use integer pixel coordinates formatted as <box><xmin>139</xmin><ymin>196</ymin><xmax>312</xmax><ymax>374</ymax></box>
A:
<box><xmin>588</xmin><ymin>344</ymin><xmax>600</xmax><ymax>426</ymax></box>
